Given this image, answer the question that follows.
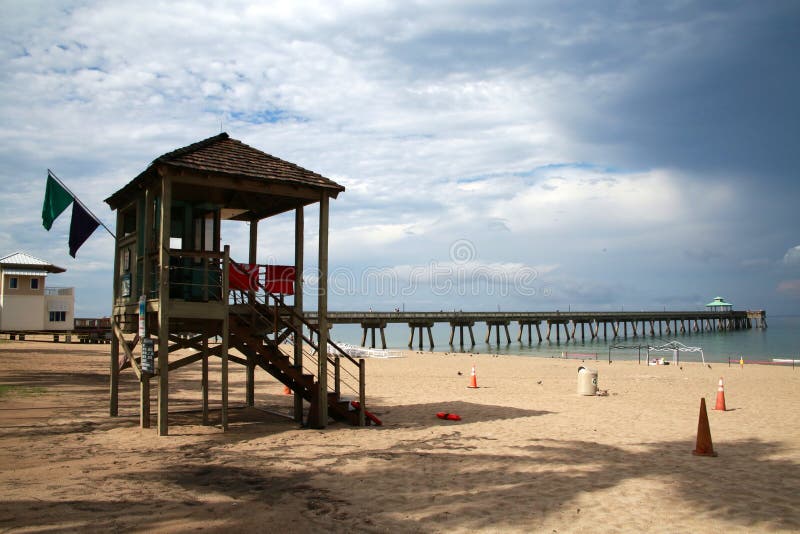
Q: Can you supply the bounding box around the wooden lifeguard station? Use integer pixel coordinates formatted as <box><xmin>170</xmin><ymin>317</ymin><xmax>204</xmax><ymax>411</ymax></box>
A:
<box><xmin>105</xmin><ymin>133</ymin><xmax>370</xmax><ymax>435</ymax></box>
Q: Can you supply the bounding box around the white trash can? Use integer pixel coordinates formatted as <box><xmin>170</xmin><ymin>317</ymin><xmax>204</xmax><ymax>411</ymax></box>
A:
<box><xmin>577</xmin><ymin>366</ymin><xmax>598</xmax><ymax>396</ymax></box>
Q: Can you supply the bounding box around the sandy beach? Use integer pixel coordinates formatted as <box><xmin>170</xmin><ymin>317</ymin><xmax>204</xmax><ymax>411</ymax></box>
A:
<box><xmin>1</xmin><ymin>340</ymin><xmax>799</xmax><ymax>533</ymax></box>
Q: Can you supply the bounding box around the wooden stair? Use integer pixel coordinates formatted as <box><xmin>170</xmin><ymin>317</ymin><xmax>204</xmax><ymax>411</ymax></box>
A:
<box><xmin>228</xmin><ymin>312</ymin><xmax>366</xmax><ymax>426</ymax></box>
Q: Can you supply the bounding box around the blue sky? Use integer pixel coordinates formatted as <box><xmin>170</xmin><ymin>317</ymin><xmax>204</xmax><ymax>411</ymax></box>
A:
<box><xmin>1</xmin><ymin>1</ymin><xmax>799</xmax><ymax>316</ymax></box>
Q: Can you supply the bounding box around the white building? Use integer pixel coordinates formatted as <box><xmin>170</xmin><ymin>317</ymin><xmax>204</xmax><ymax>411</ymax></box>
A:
<box><xmin>0</xmin><ymin>252</ymin><xmax>75</xmax><ymax>332</ymax></box>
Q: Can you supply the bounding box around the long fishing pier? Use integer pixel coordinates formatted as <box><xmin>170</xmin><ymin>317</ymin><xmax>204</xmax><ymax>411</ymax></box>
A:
<box><xmin>303</xmin><ymin>310</ymin><xmax>767</xmax><ymax>349</ymax></box>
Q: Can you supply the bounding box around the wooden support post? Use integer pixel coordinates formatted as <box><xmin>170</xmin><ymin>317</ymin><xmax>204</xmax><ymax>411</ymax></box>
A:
<box><xmin>563</xmin><ymin>322</ymin><xmax>570</xmax><ymax>341</ymax></box>
<box><xmin>246</xmin><ymin>214</ymin><xmax>259</xmax><ymax>415</ymax></box>
<box><xmin>427</xmin><ymin>326</ymin><xmax>434</xmax><ymax>349</ymax></box>
<box><xmin>556</xmin><ymin>323</ymin><xmax>561</xmax><ymax>342</ymax></box>
<box><xmin>535</xmin><ymin>323</ymin><xmax>542</xmax><ymax>342</ymax></box>
<box><xmin>503</xmin><ymin>324</ymin><xmax>510</xmax><ymax>344</ymax></box>
<box><xmin>603</xmin><ymin>321</ymin><xmax>607</xmax><ymax>339</ymax></box>
<box><xmin>294</xmin><ymin>206</ymin><xmax>304</xmax><ymax>422</ymax></box>
<box><xmin>623</xmin><ymin>321</ymin><xmax>628</xmax><ymax>338</ymax></box>
<box><xmin>358</xmin><ymin>359</ymin><xmax>366</xmax><ymax>427</ymax></box>
<box><xmin>546</xmin><ymin>322</ymin><xmax>552</xmax><ymax>341</ymax></box>
<box><xmin>221</xmin><ymin>246</ymin><xmax>230</xmax><ymax>431</ymax></box>
<box><xmin>580</xmin><ymin>322</ymin><xmax>585</xmax><ymax>340</ymax></box>
<box><xmin>361</xmin><ymin>327</ymin><xmax>367</xmax><ymax>347</ymax></box>
<box><xmin>495</xmin><ymin>324</ymin><xmax>500</xmax><ymax>346</ymax></box>
<box><xmin>459</xmin><ymin>325</ymin><xmax>464</xmax><ymax>346</ymax></box>
<box><xmin>110</xmin><ymin>208</ymin><xmax>123</xmax><ymax>417</ymax></box>
<box><xmin>631</xmin><ymin>321</ymin><xmax>638</xmax><ymax>337</ymax></box>
<box><xmin>141</xmin><ymin>186</ymin><xmax>154</xmax><ymax>428</ymax></box>
<box><xmin>142</xmin><ymin>186</ymin><xmax>153</xmax><ymax>299</ymax></box>
<box><xmin>110</xmin><ymin>329</ymin><xmax>119</xmax><ymax>417</ymax></box>
<box><xmin>140</xmin><ymin>375</ymin><xmax>150</xmax><ymax>428</ymax></box>
<box><xmin>468</xmin><ymin>325</ymin><xmax>475</xmax><ymax>346</ymax></box>
<box><xmin>517</xmin><ymin>324</ymin><xmax>523</xmax><ymax>342</ymax></box>
<box><xmin>202</xmin><ymin>333</ymin><xmax>209</xmax><ymax>425</ymax></box>
<box><xmin>485</xmin><ymin>324</ymin><xmax>491</xmax><ymax>343</ymax></box>
<box><xmin>248</xmin><ymin>217</ymin><xmax>258</xmax><ymax>318</ymax></box>
<box><xmin>246</xmin><ymin>358</ymin><xmax>255</xmax><ymax>407</ymax></box>
<box><xmin>380</xmin><ymin>327</ymin><xmax>387</xmax><ymax>350</ymax></box>
<box><xmin>371</xmin><ymin>327</ymin><xmax>376</xmax><ymax>349</ymax></box>
<box><xmin>449</xmin><ymin>325</ymin><xmax>455</xmax><ymax>345</ymax></box>
<box><xmin>408</xmin><ymin>326</ymin><xmax>415</xmax><ymax>348</ymax></box>
<box><xmin>157</xmin><ymin>175</ymin><xmax>171</xmax><ymax>437</ymax></box>
<box><xmin>418</xmin><ymin>326</ymin><xmax>423</xmax><ymax>349</ymax></box>
<box><xmin>316</xmin><ymin>193</ymin><xmax>329</xmax><ymax>428</ymax></box>
<box><xmin>334</xmin><ymin>356</ymin><xmax>341</xmax><ymax>397</ymax></box>
<box><xmin>570</xmin><ymin>321</ymin><xmax>576</xmax><ymax>340</ymax></box>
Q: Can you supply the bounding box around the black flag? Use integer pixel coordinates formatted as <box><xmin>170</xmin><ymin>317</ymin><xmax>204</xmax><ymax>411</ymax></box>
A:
<box><xmin>68</xmin><ymin>201</ymin><xmax>100</xmax><ymax>258</ymax></box>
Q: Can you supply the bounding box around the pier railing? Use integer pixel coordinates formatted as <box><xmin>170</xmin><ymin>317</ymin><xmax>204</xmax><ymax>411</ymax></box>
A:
<box><xmin>304</xmin><ymin>310</ymin><xmax>753</xmax><ymax>322</ymax></box>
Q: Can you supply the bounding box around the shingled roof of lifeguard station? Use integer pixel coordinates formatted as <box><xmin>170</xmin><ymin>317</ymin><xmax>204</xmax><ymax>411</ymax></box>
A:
<box><xmin>105</xmin><ymin>133</ymin><xmax>344</xmax><ymax>209</ymax></box>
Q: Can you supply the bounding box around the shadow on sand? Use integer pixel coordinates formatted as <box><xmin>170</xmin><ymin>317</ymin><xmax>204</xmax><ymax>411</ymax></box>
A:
<box><xmin>2</xmin><ymin>436</ymin><xmax>798</xmax><ymax>532</ymax></box>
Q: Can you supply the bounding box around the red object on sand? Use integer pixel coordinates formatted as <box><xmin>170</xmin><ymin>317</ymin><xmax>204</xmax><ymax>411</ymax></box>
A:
<box><xmin>436</xmin><ymin>412</ymin><xmax>461</xmax><ymax>421</ymax></box>
<box><xmin>714</xmin><ymin>377</ymin><xmax>727</xmax><ymax>411</ymax></box>
<box><xmin>468</xmin><ymin>365</ymin><xmax>478</xmax><ymax>388</ymax></box>
<box><xmin>349</xmin><ymin>401</ymin><xmax>383</xmax><ymax>426</ymax></box>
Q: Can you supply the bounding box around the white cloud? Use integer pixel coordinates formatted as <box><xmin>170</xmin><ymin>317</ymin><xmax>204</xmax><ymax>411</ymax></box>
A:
<box><xmin>783</xmin><ymin>246</ymin><xmax>800</xmax><ymax>266</ymax></box>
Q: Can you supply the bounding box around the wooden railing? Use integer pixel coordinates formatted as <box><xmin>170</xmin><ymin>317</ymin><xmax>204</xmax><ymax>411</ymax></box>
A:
<box><xmin>228</xmin><ymin>261</ymin><xmax>366</xmax><ymax>425</ymax></box>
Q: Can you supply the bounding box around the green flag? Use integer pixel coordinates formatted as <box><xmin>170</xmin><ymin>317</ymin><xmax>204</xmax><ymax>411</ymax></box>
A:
<box><xmin>42</xmin><ymin>173</ymin><xmax>73</xmax><ymax>230</ymax></box>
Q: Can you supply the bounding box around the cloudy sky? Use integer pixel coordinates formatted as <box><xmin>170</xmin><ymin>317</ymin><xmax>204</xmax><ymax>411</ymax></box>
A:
<box><xmin>1</xmin><ymin>0</ymin><xmax>799</xmax><ymax>316</ymax></box>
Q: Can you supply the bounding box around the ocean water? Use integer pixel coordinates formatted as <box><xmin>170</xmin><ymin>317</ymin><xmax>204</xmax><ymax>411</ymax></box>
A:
<box><xmin>327</xmin><ymin>315</ymin><xmax>800</xmax><ymax>364</ymax></box>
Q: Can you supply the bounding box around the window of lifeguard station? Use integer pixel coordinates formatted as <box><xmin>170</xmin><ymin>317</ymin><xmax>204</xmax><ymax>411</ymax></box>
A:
<box><xmin>9</xmin><ymin>277</ymin><xmax>18</xmax><ymax>289</ymax></box>
<box><xmin>168</xmin><ymin>204</ymin><xmax>218</xmax><ymax>252</ymax></box>
<box><xmin>30</xmin><ymin>278</ymin><xmax>39</xmax><ymax>290</ymax></box>
<box><xmin>193</xmin><ymin>211</ymin><xmax>215</xmax><ymax>252</ymax></box>
<box><xmin>121</xmin><ymin>207</ymin><xmax>136</xmax><ymax>237</ymax></box>
<box><xmin>170</xmin><ymin>204</ymin><xmax>185</xmax><ymax>249</ymax></box>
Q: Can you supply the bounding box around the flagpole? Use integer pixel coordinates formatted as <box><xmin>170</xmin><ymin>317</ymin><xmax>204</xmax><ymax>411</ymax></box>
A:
<box><xmin>47</xmin><ymin>169</ymin><xmax>115</xmax><ymax>239</ymax></box>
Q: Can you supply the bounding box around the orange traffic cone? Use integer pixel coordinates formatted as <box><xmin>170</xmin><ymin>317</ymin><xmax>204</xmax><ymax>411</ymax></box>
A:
<box><xmin>692</xmin><ymin>397</ymin><xmax>717</xmax><ymax>457</ymax></box>
<box><xmin>467</xmin><ymin>365</ymin><xmax>478</xmax><ymax>389</ymax></box>
<box><xmin>283</xmin><ymin>385</ymin><xmax>292</xmax><ymax>395</ymax></box>
<box><xmin>714</xmin><ymin>377</ymin><xmax>727</xmax><ymax>411</ymax></box>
